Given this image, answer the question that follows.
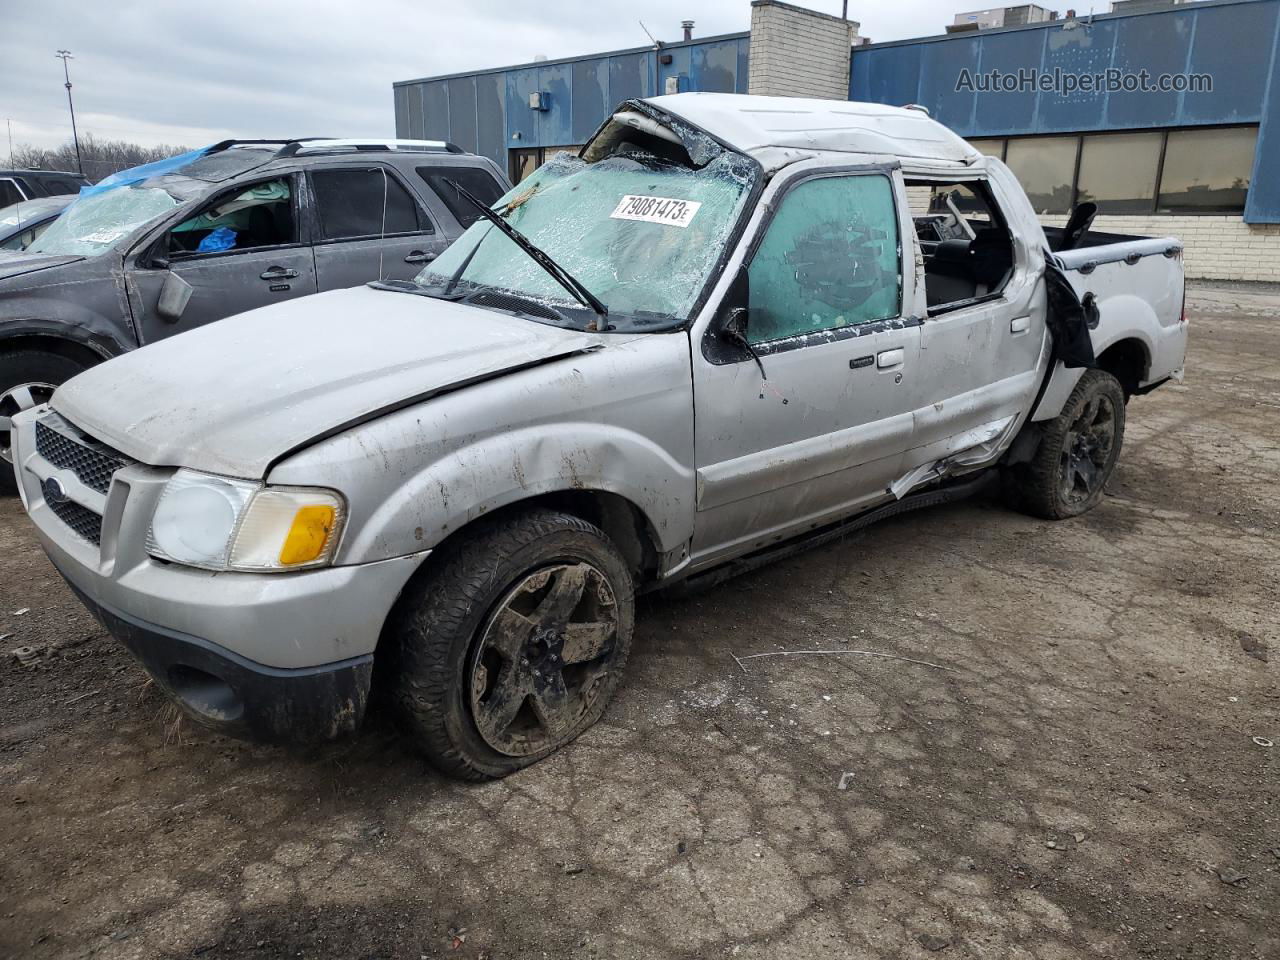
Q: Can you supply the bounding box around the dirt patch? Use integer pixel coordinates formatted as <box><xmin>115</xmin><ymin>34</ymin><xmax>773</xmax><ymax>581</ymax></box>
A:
<box><xmin>1</xmin><ymin>284</ymin><xmax>1277</xmax><ymax>959</ymax></box>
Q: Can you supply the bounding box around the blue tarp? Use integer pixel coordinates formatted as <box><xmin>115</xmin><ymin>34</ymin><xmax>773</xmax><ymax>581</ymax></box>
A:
<box><xmin>78</xmin><ymin>145</ymin><xmax>215</xmax><ymax>198</ymax></box>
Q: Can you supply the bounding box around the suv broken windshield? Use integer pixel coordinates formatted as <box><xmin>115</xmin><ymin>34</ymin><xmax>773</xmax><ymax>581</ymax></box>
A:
<box><xmin>413</xmin><ymin>150</ymin><xmax>757</xmax><ymax>331</ymax></box>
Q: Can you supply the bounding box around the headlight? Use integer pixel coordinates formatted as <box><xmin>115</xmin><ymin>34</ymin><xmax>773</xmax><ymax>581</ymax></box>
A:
<box><xmin>146</xmin><ymin>469</ymin><xmax>345</xmax><ymax>572</ymax></box>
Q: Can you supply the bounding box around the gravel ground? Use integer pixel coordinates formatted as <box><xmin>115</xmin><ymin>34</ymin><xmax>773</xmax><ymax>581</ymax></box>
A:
<box><xmin>1</xmin><ymin>283</ymin><xmax>1276</xmax><ymax>959</ymax></box>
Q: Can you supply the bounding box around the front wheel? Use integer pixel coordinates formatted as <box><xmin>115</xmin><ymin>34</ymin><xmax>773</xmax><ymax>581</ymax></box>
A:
<box><xmin>0</xmin><ymin>350</ymin><xmax>89</xmax><ymax>495</ymax></box>
<box><xmin>391</xmin><ymin>509</ymin><xmax>635</xmax><ymax>780</ymax></box>
<box><xmin>1007</xmin><ymin>369</ymin><xmax>1126</xmax><ymax>520</ymax></box>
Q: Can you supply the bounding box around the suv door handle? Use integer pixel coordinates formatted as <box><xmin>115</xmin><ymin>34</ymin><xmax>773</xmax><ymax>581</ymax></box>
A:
<box><xmin>404</xmin><ymin>250</ymin><xmax>435</xmax><ymax>264</ymax></box>
<box><xmin>260</xmin><ymin>267</ymin><xmax>298</xmax><ymax>281</ymax></box>
<box><xmin>877</xmin><ymin>348</ymin><xmax>905</xmax><ymax>369</ymax></box>
<box><xmin>1011</xmin><ymin>316</ymin><xmax>1030</xmax><ymax>334</ymax></box>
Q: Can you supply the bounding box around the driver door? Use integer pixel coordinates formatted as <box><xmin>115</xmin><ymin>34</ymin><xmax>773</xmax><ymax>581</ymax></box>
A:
<box><xmin>690</xmin><ymin>166</ymin><xmax>923</xmax><ymax>568</ymax></box>
<box><xmin>126</xmin><ymin>174</ymin><xmax>318</xmax><ymax>345</ymax></box>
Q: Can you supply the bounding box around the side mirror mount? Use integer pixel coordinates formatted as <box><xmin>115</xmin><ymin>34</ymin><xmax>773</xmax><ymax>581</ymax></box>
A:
<box><xmin>723</xmin><ymin>305</ymin><xmax>748</xmax><ymax>341</ymax></box>
<box><xmin>716</xmin><ymin>267</ymin><xmax>766</xmax><ymax>380</ymax></box>
<box><xmin>156</xmin><ymin>270</ymin><xmax>193</xmax><ymax>323</ymax></box>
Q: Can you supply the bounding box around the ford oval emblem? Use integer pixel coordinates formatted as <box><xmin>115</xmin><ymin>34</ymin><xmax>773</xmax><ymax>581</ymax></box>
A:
<box><xmin>43</xmin><ymin>476</ymin><xmax>69</xmax><ymax>505</ymax></box>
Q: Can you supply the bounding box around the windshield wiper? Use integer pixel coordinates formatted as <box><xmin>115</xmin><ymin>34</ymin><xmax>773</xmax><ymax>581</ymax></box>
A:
<box><xmin>447</xmin><ymin>180</ymin><xmax>610</xmax><ymax>329</ymax></box>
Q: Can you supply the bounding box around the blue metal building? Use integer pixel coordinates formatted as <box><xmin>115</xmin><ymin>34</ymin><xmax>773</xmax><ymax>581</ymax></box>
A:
<box><xmin>393</xmin><ymin>32</ymin><xmax>750</xmax><ymax>183</ymax></box>
<box><xmin>851</xmin><ymin>0</ymin><xmax>1280</xmax><ymax>223</ymax></box>
<box><xmin>395</xmin><ymin>0</ymin><xmax>1280</xmax><ymax>274</ymax></box>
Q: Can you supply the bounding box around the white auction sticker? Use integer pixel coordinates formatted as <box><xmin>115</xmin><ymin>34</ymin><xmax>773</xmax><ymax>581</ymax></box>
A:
<box><xmin>610</xmin><ymin>195</ymin><xmax>701</xmax><ymax>228</ymax></box>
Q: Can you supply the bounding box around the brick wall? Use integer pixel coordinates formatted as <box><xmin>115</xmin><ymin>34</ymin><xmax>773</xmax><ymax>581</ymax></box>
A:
<box><xmin>748</xmin><ymin>0</ymin><xmax>857</xmax><ymax>100</ymax></box>
<box><xmin>1037</xmin><ymin>214</ymin><xmax>1280</xmax><ymax>282</ymax></box>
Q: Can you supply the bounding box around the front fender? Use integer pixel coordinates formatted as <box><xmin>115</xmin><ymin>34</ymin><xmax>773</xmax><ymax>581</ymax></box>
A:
<box><xmin>0</xmin><ymin>254</ymin><xmax>136</xmax><ymax>355</ymax></box>
<box><xmin>0</xmin><ymin>316</ymin><xmax>128</xmax><ymax>360</ymax></box>
<box><xmin>329</xmin><ymin>422</ymin><xmax>695</xmax><ymax>564</ymax></box>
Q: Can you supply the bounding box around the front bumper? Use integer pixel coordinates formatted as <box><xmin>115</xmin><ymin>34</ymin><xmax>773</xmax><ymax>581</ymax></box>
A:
<box><xmin>12</xmin><ymin>405</ymin><xmax>431</xmax><ymax>742</ymax></box>
<box><xmin>63</xmin><ymin>575</ymin><xmax>373</xmax><ymax>742</ymax></box>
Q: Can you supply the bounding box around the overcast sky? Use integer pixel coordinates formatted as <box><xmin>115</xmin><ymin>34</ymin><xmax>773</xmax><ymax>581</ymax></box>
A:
<box><xmin>7</xmin><ymin>0</ymin><xmax>1024</xmax><ymax>153</ymax></box>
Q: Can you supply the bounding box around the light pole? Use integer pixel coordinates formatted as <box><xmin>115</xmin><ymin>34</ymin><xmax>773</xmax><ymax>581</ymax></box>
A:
<box><xmin>54</xmin><ymin>50</ymin><xmax>83</xmax><ymax>176</ymax></box>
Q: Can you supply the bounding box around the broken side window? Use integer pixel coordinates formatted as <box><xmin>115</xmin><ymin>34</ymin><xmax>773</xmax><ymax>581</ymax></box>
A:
<box><xmin>746</xmin><ymin>174</ymin><xmax>901</xmax><ymax>345</ymax></box>
<box><xmin>169</xmin><ymin>178</ymin><xmax>296</xmax><ymax>255</ymax></box>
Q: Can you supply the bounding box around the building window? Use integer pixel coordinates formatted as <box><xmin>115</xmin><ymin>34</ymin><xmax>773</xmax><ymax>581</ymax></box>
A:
<box><xmin>1004</xmin><ymin>136</ymin><xmax>1078</xmax><ymax>215</ymax></box>
<box><xmin>1158</xmin><ymin>127</ymin><xmax>1257</xmax><ymax>214</ymax></box>
<box><xmin>978</xmin><ymin>125</ymin><xmax>1257</xmax><ymax>216</ymax></box>
<box><xmin>1076</xmin><ymin>132</ymin><xmax>1163</xmax><ymax>214</ymax></box>
<box><xmin>508</xmin><ymin>145</ymin><xmax>584</xmax><ymax>184</ymax></box>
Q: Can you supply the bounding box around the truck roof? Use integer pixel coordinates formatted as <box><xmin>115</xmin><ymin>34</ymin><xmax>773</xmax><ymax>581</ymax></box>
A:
<box><xmin>645</xmin><ymin>92</ymin><xmax>979</xmax><ymax>165</ymax></box>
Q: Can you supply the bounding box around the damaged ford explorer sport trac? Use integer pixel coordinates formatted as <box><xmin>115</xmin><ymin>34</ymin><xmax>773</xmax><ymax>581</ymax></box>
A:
<box><xmin>9</xmin><ymin>94</ymin><xmax>1187</xmax><ymax>779</ymax></box>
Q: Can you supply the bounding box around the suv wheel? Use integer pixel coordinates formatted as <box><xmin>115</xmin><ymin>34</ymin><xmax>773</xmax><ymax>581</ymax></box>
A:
<box><xmin>1008</xmin><ymin>369</ymin><xmax>1126</xmax><ymax>520</ymax></box>
<box><xmin>391</xmin><ymin>508</ymin><xmax>635</xmax><ymax>780</ymax></box>
<box><xmin>0</xmin><ymin>350</ymin><xmax>88</xmax><ymax>495</ymax></box>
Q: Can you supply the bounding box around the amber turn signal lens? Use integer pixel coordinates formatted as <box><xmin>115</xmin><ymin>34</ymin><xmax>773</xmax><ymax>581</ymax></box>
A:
<box><xmin>279</xmin><ymin>505</ymin><xmax>337</xmax><ymax>566</ymax></box>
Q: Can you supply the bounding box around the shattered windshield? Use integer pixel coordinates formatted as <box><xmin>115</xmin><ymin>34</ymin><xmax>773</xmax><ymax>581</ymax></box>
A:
<box><xmin>27</xmin><ymin>186</ymin><xmax>179</xmax><ymax>257</ymax></box>
<box><xmin>416</xmin><ymin>150</ymin><xmax>757</xmax><ymax>330</ymax></box>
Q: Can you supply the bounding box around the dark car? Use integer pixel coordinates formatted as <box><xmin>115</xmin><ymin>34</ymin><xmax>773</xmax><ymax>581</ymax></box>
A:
<box><xmin>0</xmin><ymin>138</ymin><xmax>510</xmax><ymax>492</ymax></box>
<box><xmin>0</xmin><ymin>169</ymin><xmax>89</xmax><ymax>207</ymax></box>
<box><xmin>0</xmin><ymin>196</ymin><xmax>75</xmax><ymax>251</ymax></box>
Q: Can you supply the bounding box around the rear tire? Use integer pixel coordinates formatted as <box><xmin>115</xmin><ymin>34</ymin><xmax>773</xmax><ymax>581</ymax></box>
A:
<box><xmin>1006</xmin><ymin>369</ymin><xmax>1126</xmax><ymax>520</ymax></box>
<box><xmin>391</xmin><ymin>508</ymin><xmax>635</xmax><ymax>780</ymax></box>
<box><xmin>0</xmin><ymin>349</ymin><xmax>88</xmax><ymax>495</ymax></box>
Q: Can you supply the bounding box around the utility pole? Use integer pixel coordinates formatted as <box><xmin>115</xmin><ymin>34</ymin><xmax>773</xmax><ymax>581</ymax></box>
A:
<box><xmin>55</xmin><ymin>50</ymin><xmax>83</xmax><ymax>176</ymax></box>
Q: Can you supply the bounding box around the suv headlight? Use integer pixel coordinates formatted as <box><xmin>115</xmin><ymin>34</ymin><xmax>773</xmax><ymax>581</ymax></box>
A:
<box><xmin>145</xmin><ymin>469</ymin><xmax>346</xmax><ymax>572</ymax></box>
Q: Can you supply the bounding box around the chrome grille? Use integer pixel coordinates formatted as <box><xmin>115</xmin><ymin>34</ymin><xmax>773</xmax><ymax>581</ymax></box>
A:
<box><xmin>35</xmin><ymin>416</ymin><xmax>132</xmax><ymax>495</ymax></box>
<box><xmin>46</xmin><ymin>497</ymin><xmax>104</xmax><ymax>545</ymax></box>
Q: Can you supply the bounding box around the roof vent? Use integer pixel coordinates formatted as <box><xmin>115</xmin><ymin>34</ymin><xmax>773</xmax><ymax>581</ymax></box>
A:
<box><xmin>682</xmin><ymin>20</ymin><xmax>694</xmax><ymax>41</ymax></box>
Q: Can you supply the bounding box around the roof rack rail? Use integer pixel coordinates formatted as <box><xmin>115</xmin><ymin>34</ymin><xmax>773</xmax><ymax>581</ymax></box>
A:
<box><xmin>204</xmin><ymin>138</ymin><xmax>334</xmax><ymax>155</ymax></box>
<box><xmin>280</xmin><ymin>138</ymin><xmax>466</xmax><ymax>157</ymax></box>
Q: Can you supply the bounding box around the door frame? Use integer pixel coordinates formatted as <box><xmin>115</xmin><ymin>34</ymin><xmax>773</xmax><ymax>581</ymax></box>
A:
<box><xmin>301</xmin><ymin>162</ymin><xmax>437</xmax><ymax>251</ymax></box>
<box><xmin>695</xmin><ymin>157</ymin><xmax>922</xmax><ymax>366</ymax></box>
<box><xmin>131</xmin><ymin>171</ymin><xmax>310</xmax><ymax>270</ymax></box>
<box><xmin>687</xmin><ymin>158</ymin><xmax>924</xmax><ymax>569</ymax></box>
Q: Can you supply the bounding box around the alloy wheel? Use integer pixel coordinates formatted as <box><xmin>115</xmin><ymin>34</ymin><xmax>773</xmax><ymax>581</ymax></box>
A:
<box><xmin>0</xmin><ymin>381</ymin><xmax>55</xmax><ymax>465</ymax></box>
<box><xmin>1059</xmin><ymin>393</ymin><xmax>1117</xmax><ymax>505</ymax></box>
<box><xmin>468</xmin><ymin>562</ymin><xmax>621</xmax><ymax>756</ymax></box>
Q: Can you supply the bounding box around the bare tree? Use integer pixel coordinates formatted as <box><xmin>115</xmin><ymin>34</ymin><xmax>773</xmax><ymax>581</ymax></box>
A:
<box><xmin>9</xmin><ymin>133</ymin><xmax>192</xmax><ymax>183</ymax></box>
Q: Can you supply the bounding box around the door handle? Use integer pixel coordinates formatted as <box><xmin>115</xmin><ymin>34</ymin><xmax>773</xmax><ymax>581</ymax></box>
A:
<box><xmin>404</xmin><ymin>251</ymin><xmax>436</xmax><ymax>264</ymax></box>
<box><xmin>1011</xmin><ymin>316</ymin><xmax>1030</xmax><ymax>334</ymax></box>
<box><xmin>876</xmin><ymin>347</ymin><xmax>905</xmax><ymax>369</ymax></box>
<box><xmin>260</xmin><ymin>267</ymin><xmax>299</xmax><ymax>281</ymax></box>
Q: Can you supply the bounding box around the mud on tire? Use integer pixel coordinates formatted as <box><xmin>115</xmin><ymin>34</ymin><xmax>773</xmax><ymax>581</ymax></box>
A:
<box><xmin>389</xmin><ymin>508</ymin><xmax>635</xmax><ymax>780</ymax></box>
<box><xmin>0</xmin><ymin>349</ymin><xmax>89</xmax><ymax>496</ymax></box>
<box><xmin>1006</xmin><ymin>369</ymin><xmax>1127</xmax><ymax>520</ymax></box>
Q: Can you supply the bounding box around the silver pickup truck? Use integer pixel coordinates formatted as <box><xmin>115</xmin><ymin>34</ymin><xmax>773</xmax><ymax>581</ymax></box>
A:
<box><xmin>10</xmin><ymin>93</ymin><xmax>1187</xmax><ymax>780</ymax></box>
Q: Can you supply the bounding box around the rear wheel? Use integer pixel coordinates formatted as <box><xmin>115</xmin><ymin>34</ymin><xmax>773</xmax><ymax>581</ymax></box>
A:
<box><xmin>1007</xmin><ymin>369</ymin><xmax>1126</xmax><ymax>520</ymax></box>
<box><xmin>391</xmin><ymin>509</ymin><xmax>634</xmax><ymax>780</ymax></box>
<box><xmin>0</xmin><ymin>350</ymin><xmax>88</xmax><ymax>495</ymax></box>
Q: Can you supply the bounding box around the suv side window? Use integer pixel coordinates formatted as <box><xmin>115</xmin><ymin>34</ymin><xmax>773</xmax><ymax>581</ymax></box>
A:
<box><xmin>0</xmin><ymin>179</ymin><xmax>25</xmax><ymax>207</ymax></box>
<box><xmin>168</xmin><ymin>177</ymin><xmax>297</xmax><ymax>256</ymax></box>
<box><xmin>746</xmin><ymin>174</ymin><xmax>901</xmax><ymax>346</ymax></box>
<box><xmin>417</xmin><ymin>165</ymin><xmax>504</xmax><ymax>228</ymax></box>
<box><xmin>310</xmin><ymin>167</ymin><xmax>429</xmax><ymax>241</ymax></box>
<box><xmin>47</xmin><ymin>178</ymin><xmax>83</xmax><ymax>196</ymax></box>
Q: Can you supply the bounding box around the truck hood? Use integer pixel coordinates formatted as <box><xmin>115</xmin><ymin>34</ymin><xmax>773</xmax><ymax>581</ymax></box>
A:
<box><xmin>0</xmin><ymin>252</ymin><xmax>85</xmax><ymax>282</ymax></box>
<box><xmin>53</xmin><ymin>285</ymin><xmax>604</xmax><ymax>478</ymax></box>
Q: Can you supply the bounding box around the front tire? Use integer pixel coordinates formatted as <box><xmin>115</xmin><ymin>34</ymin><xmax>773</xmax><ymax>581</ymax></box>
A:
<box><xmin>1008</xmin><ymin>369</ymin><xmax>1126</xmax><ymax>520</ymax></box>
<box><xmin>0</xmin><ymin>349</ymin><xmax>89</xmax><ymax>495</ymax></box>
<box><xmin>391</xmin><ymin>509</ymin><xmax>635</xmax><ymax>780</ymax></box>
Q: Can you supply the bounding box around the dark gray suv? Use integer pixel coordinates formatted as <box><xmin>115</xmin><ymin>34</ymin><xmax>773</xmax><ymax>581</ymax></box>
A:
<box><xmin>0</xmin><ymin>139</ymin><xmax>509</xmax><ymax>492</ymax></box>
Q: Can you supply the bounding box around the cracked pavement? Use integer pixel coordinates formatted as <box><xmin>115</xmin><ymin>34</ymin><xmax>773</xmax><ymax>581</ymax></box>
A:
<box><xmin>1</xmin><ymin>282</ymin><xmax>1277</xmax><ymax>959</ymax></box>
